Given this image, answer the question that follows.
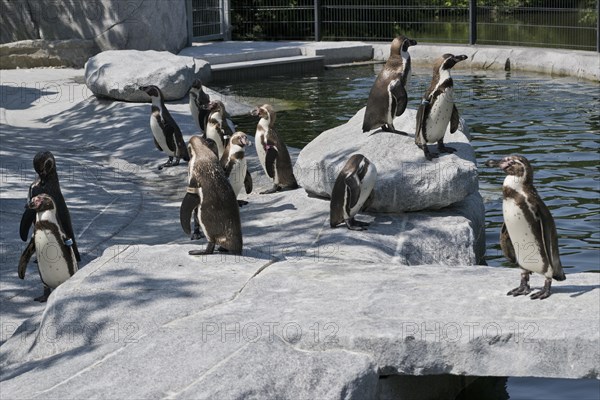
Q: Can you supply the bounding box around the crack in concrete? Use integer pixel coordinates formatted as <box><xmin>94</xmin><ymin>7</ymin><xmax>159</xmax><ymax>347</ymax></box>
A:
<box><xmin>92</xmin><ymin>0</ymin><xmax>145</xmax><ymax>42</ymax></box>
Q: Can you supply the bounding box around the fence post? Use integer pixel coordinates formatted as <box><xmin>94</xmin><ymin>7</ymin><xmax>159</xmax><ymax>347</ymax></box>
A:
<box><xmin>469</xmin><ymin>0</ymin><xmax>477</xmax><ymax>45</ymax></box>
<box><xmin>315</xmin><ymin>0</ymin><xmax>322</xmax><ymax>41</ymax></box>
<box><xmin>222</xmin><ymin>0</ymin><xmax>232</xmax><ymax>41</ymax></box>
<box><xmin>186</xmin><ymin>0</ymin><xmax>193</xmax><ymax>45</ymax></box>
<box><xmin>597</xmin><ymin>0</ymin><xmax>599</xmax><ymax>52</ymax></box>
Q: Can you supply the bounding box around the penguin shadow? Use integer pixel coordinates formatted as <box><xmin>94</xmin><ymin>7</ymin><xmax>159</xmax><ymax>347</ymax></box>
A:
<box><xmin>367</xmin><ymin>128</ymin><xmax>413</xmax><ymax>138</ymax></box>
<box><xmin>0</xmin><ymin>84</ymin><xmax>59</xmax><ymax>110</ymax></box>
<box><xmin>551</xmin><ymin>284</ymin><xmax>600</xmax><ymax>298</ymax></box>
<box><xmin>245</xmin><ymin>202</ymin><xmax>297</xmax><ymax>216</ymax></box>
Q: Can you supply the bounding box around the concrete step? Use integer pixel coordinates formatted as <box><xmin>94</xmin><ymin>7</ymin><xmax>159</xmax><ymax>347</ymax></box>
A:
<box><xmin>179</xmin><ymin>45</ymin><xmax>303</xmax><ymax>65</ymax></box>
<box><xmin>210</xmin><ymin>55</ymin><xmax>325</xmax><ymax>82</ymax></box>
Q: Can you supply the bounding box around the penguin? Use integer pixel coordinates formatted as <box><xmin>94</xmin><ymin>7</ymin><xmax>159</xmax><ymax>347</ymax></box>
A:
<box><xmin>251</xmin><ymin>104</ymin><xmax>299</xmax><ymax>194</ymax></box>
<box><xmin>19</xmin><ymin>151</ymin><xmax>80</xmax><ymax>262</ymax></box>
<box><xmin>221</xmin><ymin>131</ymin><xmax>253</xmax><ymax>206</ymax></box>
<box><xmin>180</xmin><ymin>136</ymin><xmax>243</xmax><ymax>256</ymax></box>
<box><xmin>362</xmin><ymin>35</ymin><xmax>417</xmax><ymax>134</ymax></box>
<box><xmin>139</xmin><ymin>85</ymin><xmax>190</xmax><ymax>170</ymax></box>
<box><xmin>415</xmin><ymin>53</ymin><xmax>468</xmax><ymax>161</ymax></box>
<box><xmin>189</xmin><ymin>79</ymin><xmax>210</xmax><ymax>134</ymax></box>
<box><xmin>205</xmin><ymin>100</ymin><xmax>235</xmax><ymax>159</ymax></box>
<box><xmin>330</xmin><ymin>154</ymin><xmax>377</xmax><ymax>231</ymax></box>
<box><xmin>486</xmin><ymin>155</ymin><xmax>566</xmax><ymax>300</ymax></box>
<box><xmin>18</xmin><ymin>193</ymin><xmax>79</xmax><ymax>302</ymax></box>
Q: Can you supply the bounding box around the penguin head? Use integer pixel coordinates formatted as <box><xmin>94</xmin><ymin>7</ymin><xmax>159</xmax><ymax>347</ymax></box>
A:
<box><xmin>439</xmin><ymin>54</ymin><xmax>469</xmax><ymax>71</ymax></box>
<box><xmin>139</xmin><ymin>85</ymin><xmax>163</xmax><ymax>100</ymax></box>
<box><xmin>189</xmin><ymin>135</ymin><xmax>219</xmax><ymax>161</ymax></box>
<box><xmin>205</xmin><ymin>100</ymin><xmax>225</xmax><ymax>113</ymax></box>
<box><xmin>252</xmin><ymin>104</ymin><xmax>276</xmax><ymax>126</ymax></box>
<box><xmin>391</xmin><ymin>35</ymin><xmax>417</xmax><ymax>55</ymax></box>
<box><xmin>486</xmin><ymin>155</ymin><xmax>533</xmax><ymax>182</ymax></box>
<box><xmin>231</xmin><ymin>131</ymin><xmax>252</xmax><ymax>148</ymax></box>
<box><xmin>191</xmin><ymin>79</ymin><xmax>203</xmax><ymax>90</ymax></box>
<box><xmin>27</xmin><ymin>193</ymin><xmax>56</xmax><ymax>212</ymax></box>
<box><xmin>33</xmin><ymin>151</ymin><xmax>57</xmax><ymax>181</ymax></box>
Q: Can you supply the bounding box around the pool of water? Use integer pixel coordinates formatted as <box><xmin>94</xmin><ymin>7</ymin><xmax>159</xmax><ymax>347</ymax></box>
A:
<box><xmin>213</xmin><ymin>64</ymin><xmax>600</xmax><ymax>276</ymax></box>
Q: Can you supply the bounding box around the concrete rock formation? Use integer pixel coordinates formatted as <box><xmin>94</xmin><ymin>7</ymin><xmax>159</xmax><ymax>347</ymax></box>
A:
<box><xmin>84</xmin><ymin>50</ymin><xmax>211</xmax><ymax>102</ymax></box>
<box><xmin>295</xmin><ymin>108</ymin><xmax>479</xmax><ymax>212</ymax></box>
<box><xmin>0</xmin><ymin>39</ymin><xmax>99</xmax><ymax>69</ymax></box>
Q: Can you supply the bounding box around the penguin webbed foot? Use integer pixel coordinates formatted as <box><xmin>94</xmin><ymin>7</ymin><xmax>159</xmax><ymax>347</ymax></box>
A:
<box><xmin>189</xmin><ymin>242</ymin><xmax>215</xmax><ymax>256</ymax></box>
<box><xmin>507</xmin><ymin>284</ymin><xmax>532</xmax><ymax>296</ymax></box>
<box><xmin>530</xmin><ymin>279</ymin><xmax>553</xmax><ymax>300</ymax></box>
<box><xmin>34</xmin><ymin>287</ymin><xmax>51</xmax><ymax>303</ymax></box>
<box><xmin>158</xmin><ymin>157</ymin><xmax>174</xmax><ymax>170</ymax></box>
<box><xmin>421</xmin><ymin>146</ymin><xmax>439</xmax><ymax>161</ymax></box>
<box><xmin>237</xmin><ymin>200</ymin><xmax>249</xmax><ymax>207</ymax></box>
<box><xmin>437</xmin><ymin>142</ymin><xmax>456</xmax><ymax>154</ymax></box>
<box><xmin>260</xmin><ymin>185</ymin><xmax>281</xmax><ymax>194</ymax></box>
<box><xmin>345</xmin><ymin>218</ymin><xmax>369</xmax><ymax>231</ymax></box>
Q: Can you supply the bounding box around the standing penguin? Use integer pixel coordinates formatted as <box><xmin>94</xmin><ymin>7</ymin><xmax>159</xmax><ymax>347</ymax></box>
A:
<box><xmin>19</xmin><ymin>151</ymin><xmax>80</xmax><ymax>262</ymax></box>
<box><xmin>180</xmin><ymin>136</ymin><xmax>243</xmax><ymax>256</ymax></box>
<box><xmin>205</xmin><ymin>100</ymin><xmax>235</xmax><ymax>159</ymax></box>
<box><xmin>330</xmin><ymin>154</ymin><xmax>377</xmax><ymax>230</ymax></box>
<box><xmin>486</xmin><ymin>155</ymin><xmax>566</xmax><ymax>299</ymax></box>
<box><xmin>251</xmin><ymin>104</ymin><xmax>299</xmax><ymax>194</ymax></box>
<box><xmin>221</xmin><ymin>131</ymin><xmax>253</xmax><ymax>206</ymax></box>
<box><xmin>415</xmin><ymin>53</ymin><xmax>468</xmax><ymax>161</ymax></box>
<box><xmin>363</xmin><ymin>35</ymin><xmax>417</xmax><ymax>134</ymax></box>
<box><xmin>18</xmin><ymin>194</ymin><xmax>79</xmax><ymax>302</ymax></box>
<box><xmin>140</xmin><ymin>85</ymin><xmax>190</xmax><ymax>170</ymax></box>
<box><xmin>189</xmin><ymin>79</ymin><xmax>211</xmax><ymax>134</ymax></box>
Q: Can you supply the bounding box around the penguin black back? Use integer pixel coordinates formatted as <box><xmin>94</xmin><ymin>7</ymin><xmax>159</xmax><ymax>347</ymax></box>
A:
<box><xmin>19</xmin><ymin>151</ymin><xmax>80</xmax><ymax>261</ymax></box>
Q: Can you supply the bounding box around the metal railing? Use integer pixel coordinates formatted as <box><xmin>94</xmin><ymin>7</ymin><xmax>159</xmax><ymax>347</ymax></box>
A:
<box><xmin>226</xmin><ymin>0</ymin><xmax>599</xmax><ymax>52</ymax></box>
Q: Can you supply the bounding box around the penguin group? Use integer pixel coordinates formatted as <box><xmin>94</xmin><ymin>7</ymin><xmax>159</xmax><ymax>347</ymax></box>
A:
<box><xmin>17</xmin><ymin>37</ymin><xmax>565</xmax><ymax>302</ymax></box>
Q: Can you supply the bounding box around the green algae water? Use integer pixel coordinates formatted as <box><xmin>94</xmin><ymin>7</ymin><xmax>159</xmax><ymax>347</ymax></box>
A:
<box><xmin>213</xmin><ymin>66</ymin><xmax>600</xmax><ymax>398</ymax></box>
<box><xmin>213</xmin><ymin>64</ymin><xmax>600</xmax><ymax>276</ymax></box>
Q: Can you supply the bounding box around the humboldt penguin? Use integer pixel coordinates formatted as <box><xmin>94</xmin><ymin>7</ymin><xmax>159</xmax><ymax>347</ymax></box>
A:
<box><xmin>362</xmin><ymin>35</ymin><xmax>417</xmax><ymax>134</ymax></box>
<box><xmin>18</xmin><ymin>194</ymin><xmax>79</xmax><ymax>302</ymax></box>
<box><xmin>180</xmin><ymin>136</ymin><xmax>243</xmax><ymax>255</ymax></box>
<box><xmin>221</xmin><ymin>131</ymin><xmax>253</xmax><ymax>206</ymax></box>
<box><xmin>19</xmin><ymin>151</ymin><xmax>80</xmax><ymax>262</ymax></box>
<box><xmin>140</xmin><ymin>85</ymin><xmax>190</xmax><ymax>170</ymax></box>
<box><xmin>330</xmin><ymin>154</ymin><xmax>377</xmax><ymax>230</ymax></box>
<box><xmin>415</xmin><ymin>53</ymin><xmax>468</xmax><ymax>161</ymax></box>
<box><xmin>486</xmin><ymin>155</ymin><xmax>566</xmax><ymax>299</ymax></box>
<box><xmin>205</xmin><ymin>100</ymin><xmax>235</xmax><ymax>159</ymax></box>
<box><xmin>189</xmin><ymin>79</ymin><xmax>210</xmax><ymax>134</ymax></box>
<box><xmin>251</xmin><ymin>104</ymin><xmax>299</xmax><ymax>194</ymax></box>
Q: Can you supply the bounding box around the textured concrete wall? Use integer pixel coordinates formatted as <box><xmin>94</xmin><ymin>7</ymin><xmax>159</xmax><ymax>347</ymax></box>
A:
<box><xmin>0</xmin><ymin>0</ymin><xmax>188</xmax><ymax>54</ymax></box>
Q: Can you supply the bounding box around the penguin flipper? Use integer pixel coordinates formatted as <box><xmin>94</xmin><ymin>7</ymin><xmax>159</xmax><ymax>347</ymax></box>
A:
<box><xmin>344</xmin><ymin>174</ymin><xmax>361</xmax><ymax>215</ymax></box>
<box><xmin>450</xmin><ymin>105</ymin><xmax>460</xmax><ymax>133</ymax></box>
<box><xmin>157</xmin><ymin>114</ymin><xmax>178</xmax><ymax>154</ymax></box>
<box><xmin>500</xmin><ymin>223</ymin><xmax>517</xmax><ymax>264</ymax></box>
<box><xmin>180</xmin><ymin>192</ymin><xmax>200</xmax><ymax>236</ymax></box>
<box><xmin>415</xmin><ymin>99</ymin><xmax>429</xmax><ymax>145</ymax></box>
<box><xmin>18</xmin><ymin>238</ymin><xmax>36</xmax><ymax>279</ymax></box>
<box><xmin>265</xmin><ymin>146</ymin><xmax>278</xmax><ymax>179</ymax></box>
<box><xmin>19</xmin><ymin>208</ymin><xmax>36</xmax><ymax>241</ymax></box>
<box><xmin>537</xmin><ymin>202</ymin><xmax>565</xmax><ymax>281</ymax></box>
<box><xmin>244</xmin><ymin>170</ymin><xmax>253</xmax><ymax>194</ymax></box>
<box><xmin>390</xmin><ymin>80</ymin><xmax>408</xmax><ymax>117</ymax></box>
<box><xmin>174</xmin><ymin>130</ymin><xmax>190</xmax><ymax>161</ymax></box>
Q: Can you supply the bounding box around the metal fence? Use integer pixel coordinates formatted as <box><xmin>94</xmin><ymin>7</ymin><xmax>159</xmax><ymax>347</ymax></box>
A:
<box><xmin>226</xmin><ymin>0</ymin><xmax>599</xmax><ymax>52</ymax></box>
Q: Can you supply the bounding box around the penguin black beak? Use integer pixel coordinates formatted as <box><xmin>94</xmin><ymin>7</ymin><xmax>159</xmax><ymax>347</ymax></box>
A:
<box><xmin>409</xmin><ymin>39</ymin><xmax>417</xmax><ymax>46</ymax></box>
<box><xmin>139</xmin><ymin>86</ymin><xmax>148</xmax><ymax>92</ymax></box>
<box><xmin>250</xmin><ymin>108</ymin><xmax>260</xmax><ymax>117</ymax></box>
<box><xmin>485</xmin><ymin>159</ymin><xmax>501</xmax><ymax>168</ymax></box>
<box><xmin>453</xmin><ymin>55</ymin><xmax>469</xmax><ymax>63</ymax></box>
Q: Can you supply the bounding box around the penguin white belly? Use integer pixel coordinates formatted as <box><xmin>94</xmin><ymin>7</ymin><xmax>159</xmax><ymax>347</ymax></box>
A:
<box><xmin>34</xmin><ymin>229</ymin><xmax>77</xmax><ymax>289</ymax></box>
<box><xmin>425</xmin><ymin>89</ymin><xmax>454</xmax><ymax>143</ymax></box>
<box><xmin>503</xmin><ymin>198</ymin><xmax>546</xmax><ymax>274</ymax></box>
<box><xmin>205</xmin><ymin>124</ymin><xmax>224</xmax><ymax>158</ymax></box>
<box><xmin>255</xmin><ymin>131</ymin><xmax>268</xmax><ymax>176</ymax></box>
<box><xmin>228</xmin><ymin>158</ymin><xmax>247</xmax><ymax>198</ymax></box>
<box><xmin>346</xmin><ymin>164</ymin><xmax>377</xmax><ymax>219</ymax></box>
<box><xmin>196</xmin><ymin>187</ymin><xmax>210</xmax><ymax>240</ymax></box>
<box><xmin>150</xmin><ymin>115</ymin><xmax>175</xmax><ymax>157</ymax></box>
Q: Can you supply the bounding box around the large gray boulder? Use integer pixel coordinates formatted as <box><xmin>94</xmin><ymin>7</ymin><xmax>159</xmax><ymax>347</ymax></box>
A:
<box><xmin>294</xmin><ymin>108</ymin><xmax>479</xmax><ymax>213</ymax></box>
<box><xmin>0</xmin><ymin>0</ymin><xmax>188</xmax><ymax>54</ymax></box>
<box><xmin>84</xmin><ymin>50</ymin><xmax>211</xmax><ymax>102</ymax></box>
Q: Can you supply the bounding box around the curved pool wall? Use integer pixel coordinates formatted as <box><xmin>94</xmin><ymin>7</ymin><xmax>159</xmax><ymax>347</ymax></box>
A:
<box><xmin>371</xmin><ymin>42</ymin><xmax>600</xmax><ymax>82</ymax></box>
